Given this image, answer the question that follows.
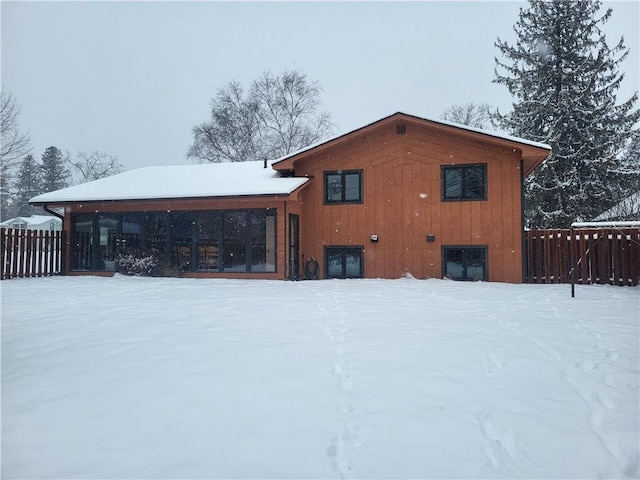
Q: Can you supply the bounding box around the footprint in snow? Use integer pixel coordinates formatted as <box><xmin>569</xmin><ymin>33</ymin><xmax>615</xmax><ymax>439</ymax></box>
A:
<box><xmin>478</xmin><ymin>409</ymin><xmax>525</xmax><ymax>474</ymax></box>
<box><xmin>481</xmin><ymin>349</ymin><xmax>505</xmax><ymax>378</ymax></box>
<box><xmin>333</xmin><ymin>360</ymin><xmax>353</xmax><ymax>391</ymax></box>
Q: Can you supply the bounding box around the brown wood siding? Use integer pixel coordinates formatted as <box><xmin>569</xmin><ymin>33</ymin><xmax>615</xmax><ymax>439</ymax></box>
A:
<box><xmin>294</xmin><ymin>121</ymin><xmax>525</xmax><ymax>282</ymax></box>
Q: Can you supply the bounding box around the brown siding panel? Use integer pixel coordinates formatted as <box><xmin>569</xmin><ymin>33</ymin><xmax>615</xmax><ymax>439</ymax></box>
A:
<box><xmin>294</xmin><ymin>120</ymin><xmax>526</xmax><ymax>282</ymax></box>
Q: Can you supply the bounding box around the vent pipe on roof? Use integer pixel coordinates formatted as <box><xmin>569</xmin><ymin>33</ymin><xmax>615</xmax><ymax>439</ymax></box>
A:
<box><xmin>264</xmin><ymin>158</ymin><xmax>267</xmax><ymax>169</ymax></box>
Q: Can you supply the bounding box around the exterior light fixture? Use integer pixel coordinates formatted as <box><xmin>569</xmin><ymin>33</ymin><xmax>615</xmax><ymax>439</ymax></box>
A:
<box><xmin>370</xmin><ymin>234</ymin><xmax>379</xmax><ymax>243</ymax></box>
<box><xmin>426</xmin><ymin>234</ymin><xmax>435</xmax><ymax>243</ymax></box>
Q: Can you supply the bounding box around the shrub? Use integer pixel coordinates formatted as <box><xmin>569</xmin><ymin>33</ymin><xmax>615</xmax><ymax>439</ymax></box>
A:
<box><xmin>116</xmin><ymin>253</ymin><xmax>158</xmax><ymax>276</ymax></box>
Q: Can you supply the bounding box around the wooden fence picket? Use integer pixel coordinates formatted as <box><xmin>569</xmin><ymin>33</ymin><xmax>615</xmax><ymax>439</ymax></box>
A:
<box><xmin>526</xmin><ymin>227</ymin><xmax>640</xmax><ymax>286</ymax></box>
<box><xmin>0</xmin><ymin>228</ymin><xmax>64</xmax><ymax>280</ymax></box>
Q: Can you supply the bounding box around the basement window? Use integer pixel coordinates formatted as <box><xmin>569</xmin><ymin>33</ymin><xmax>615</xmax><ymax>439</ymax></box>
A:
<box><xmin>325</xmin><ymin>246</ymin><xmax>364</xmax><ymax>279</ymax></box>
<box><xmin>442</xmin><ymin>246</ymin><xmax>487</xmax><ymax>281</ymax></box>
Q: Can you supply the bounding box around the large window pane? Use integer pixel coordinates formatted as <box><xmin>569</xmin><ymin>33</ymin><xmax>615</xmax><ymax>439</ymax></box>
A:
<box><xmin>145</xmin><ymin>212</ymin><xmax>169</xmax><ymax>258</ymax></box>
<box><xmin>122</xmin><ymin>213</ymin><xmax>143</xmax><ymax>253</ymax></box>
<box><xmin>248</xmin><ymin>211</ymin><xmax>276</xmax><ymax>273</ymax></box>
<box><xmin>327</xmin><ymin>250</ymin><xmax>344</xmax><ymax>277</ymax></box>
<box><xmin>465</xmin><ymin>166</ymin><xmax>484</xmax><ymax>198</ymax></box>
<box><xmin>345</xmin><ymin>250</ymin><xmax>362</xmax><ymax>277</ymax></box>
<box><xmin>197</xmin><ymin>212</ymin><xmax>221</xmax><ymax>271</ymax></box>
<box><xmin>172</xmin><ymin>212</ymin><xmax>195</xmax><ymax>272</ymax></box>
<box><xmin>444</xmin><ymin>169</ymin><xmax>462</xmax><ymax>199</ymax></box>
<box><xmin>249</xmin><ymin>212</ymin><xmax>266</xmax><ymax>272</ymax></box>
<box><xmin>466</xmin><ymin>248</ymin><xmax>486</xmax><ymax>280</ymax></box>
<box><xmin>71</xmin><ymin>214</ymin><xmax>94</xmax><ymax>270</ymax></box>
<box><xmin>326</xmin><ymin>173</ymin><xmax>343</xmax><ymax>202</ymax></box>
<box><xmin>344</xmin><ymin>173</ymin><xmax>361</xmax><ymax>201</ymax></box>
<box><xmin>224</xmin><ymin>212</ymin><xmax>247</xmax><ymax>272</ymax></box>
<box><xmin>99</xmin><ymin>215</ymin><xmax>118</xmax><ymax>271</ymax></box>
<box><xmin>265</xmin><ymin>214</ymin><xmax>276</xmax><ymax>272</ymax></box>
<box><xmin>443</xmin><ymin>249</ymin><xmax>464</xmax><ymax>279</ymax></box>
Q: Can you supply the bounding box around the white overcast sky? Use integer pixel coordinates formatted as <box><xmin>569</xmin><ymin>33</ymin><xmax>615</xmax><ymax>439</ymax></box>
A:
<box><xmin>2</xmin><ymin>1</ymin><xmax>638</xmax><ymax>171</ymax></box>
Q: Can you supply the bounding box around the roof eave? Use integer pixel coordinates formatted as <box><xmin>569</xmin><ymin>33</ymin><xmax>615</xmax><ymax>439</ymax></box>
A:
<box><xmin>29</xmin><ymin>191</ymin><xmax>307</xmax><ymax>208</ymax></box>
<box><xmin>272</xmin><ymin>112</ymin><xmax>551</xmax><ymax>173</ymax></box>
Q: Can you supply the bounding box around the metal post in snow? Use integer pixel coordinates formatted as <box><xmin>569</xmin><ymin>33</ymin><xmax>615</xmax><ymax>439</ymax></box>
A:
<box><xmin>570</xmin><ymin>225</ymin><xmax>575</xmax><ymax>298</ymax></box>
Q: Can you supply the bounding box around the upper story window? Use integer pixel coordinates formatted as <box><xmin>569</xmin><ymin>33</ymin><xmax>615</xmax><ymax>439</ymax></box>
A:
<box><xmin>442</xmin><ymin>163</ymin><xmax>487</xmax><ymax>201</ymax></box>
<box><xmin>324</xmin><ymin>170</ymin><xmax>363</xmax><ymax>204</ymax></box>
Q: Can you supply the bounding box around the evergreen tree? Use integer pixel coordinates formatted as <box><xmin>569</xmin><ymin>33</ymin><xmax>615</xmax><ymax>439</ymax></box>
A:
<box><xmin>494</xmin><ymin>0</ymin><xmax>639</xmax><ymax>227</ymax></box>
<box><xmin>12</xmin><ymin>154</ymin><xmax>43</xmax><ymax>217</ymax></box>
<box><xmin>617</xmin><ymin>132</ymin><xmax>640</xmax><ymax>195</ymax></box>
<box><xmin>1</xmin><ymin>172</ymin><xmax>13</xmax><ymax>220</ymax></box>
<box><xmin>40</xmin><ymin>146</ymin><xmax>70</xmax><ymax>193</ymax></box>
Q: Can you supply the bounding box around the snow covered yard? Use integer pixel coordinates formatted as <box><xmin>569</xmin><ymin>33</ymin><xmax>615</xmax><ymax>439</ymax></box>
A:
<box><xmin>1</xmin><ymin>276</ymin><xmax>638</xmax><ymax>479</ymax></box>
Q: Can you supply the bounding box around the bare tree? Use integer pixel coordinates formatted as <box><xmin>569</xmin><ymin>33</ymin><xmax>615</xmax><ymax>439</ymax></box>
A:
<box><xmin>440</xmin><ymin>102</ymin><xmax>492</xmax><ymax>129</ymax></box>
<box><xmin>67</xmin><ymin>150</ymin><xmax>123</xmax><ymax>183</ymax></box>
<box><xmin>188</xmin><ymin>70</ymin><xmax>335</xmax><ymax>163</ymax></box>
<box><xmin>189</xmin><ymin>82</ymin><xmax>263</xmax><ymax>164</ymax></box>
<box><xmin>1</xmin><ymin>90</ymin><xmax>31</xmax><ymax>168</ymax></box>
<box><xmin>1</xmin><ymin>90</ymin><xmax>31</xmax><ymax>219</ymax></box>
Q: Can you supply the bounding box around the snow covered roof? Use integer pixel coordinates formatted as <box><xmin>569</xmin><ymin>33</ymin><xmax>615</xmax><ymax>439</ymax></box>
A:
<box><xmin>30</xmin><ymin>161</ymin><xmax>309</xmax><ymax>204</ymax></box>
<box><xmin>572</xmin><ymin>220</ymin><xmax>640</xmax><ymax>228</ymax></box>
<box><xmin>592</xmin><ymin>191</ymin><xmax>640</xmax><ymax>221</ymax></box>
<box><xmin>272</xmin><ymin>111</ymin><xmax>552</xmax><ymax>168</ymax></box>
<box><xmin>0</xmin><ymin>215</ymin><xmax>61</xmax><ymax>226</ymax></box>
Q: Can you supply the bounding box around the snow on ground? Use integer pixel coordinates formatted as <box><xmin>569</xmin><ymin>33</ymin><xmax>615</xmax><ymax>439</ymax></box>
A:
<box><xmin>1</xmin><ymin>276</ymin><xmax>639</xmax><ymax>479</ymax></box>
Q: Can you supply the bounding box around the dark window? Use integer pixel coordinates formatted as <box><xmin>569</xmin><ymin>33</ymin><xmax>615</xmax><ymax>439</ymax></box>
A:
<box><xmin>442</xmin><ymin>164</ymin><xmax>487</xmax><ymax>201</ymax></box>
<box><xmin>196</xmin><ymin>212</ymin><xmax>222</xmax><ymax>272</ymax></box>
<box><xmin>121</xmin><ymin>213</ymin><xmax>143</xmax><ymax>253</ymax></box>
<box><xmin>69</xmin><ymin>209</ymin><xmax>276</xmax><ymax>274</ymax></box>
<box><xmin>442</xmin><ymin>246</ymin><xmax>488</xmax><ymax>281</ymax></box>
<box><xmin>99</xmin><ymin>215</ymin><xmax>119</xmax><ymax>271</ymax></box>
<box><xmin>145</xmin><ymin>212</ymin><xmax>169</xmax><ymax>259</ymax></box>
<box><xmin>325</xmin><ymin>170</ymin><xmax>363</xmax><ymax>204</ymax></box>
<box><xmin>223</xmin><ymin>212</ymin><xmax>248</xmax><ymax>272</ymax></box>
<box><xmin>248</xmin><ymin>211</ymin><xmax>276</xmax><ymax>272</ymax></box>
<box><xmin>71</xmin><ymin>214</ymin><xmax>94</xmax><ymax>270</ymax></box>
<box><xmin>325</xmin><ymin>246</ymin><xmax>364</xmax><ymax>279</ymax></box>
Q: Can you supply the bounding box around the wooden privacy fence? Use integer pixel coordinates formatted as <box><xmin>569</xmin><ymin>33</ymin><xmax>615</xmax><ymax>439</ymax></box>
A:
<box><xmin>526</xmin><ymin>227</ymin><xmax>640</xmax><ymax>286</ymax></box>
<box><xmin>1</xmin><ymin>228</ymin><xmax>64</xmax><ymax>280</ymax></box>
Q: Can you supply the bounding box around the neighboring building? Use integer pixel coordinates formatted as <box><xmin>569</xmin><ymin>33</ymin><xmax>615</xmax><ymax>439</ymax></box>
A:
<box><xmin>30</xmin><ymin>112</ymin><xmax>550</xmax><ymax>282</ymax></box>
<box><xmin>592</xmin><ymin>191</ymin><xmax>640</xmax><ymax>222</ymax></box>
<box><xmin>0</xmin><ymin>215</ymin><xmax>62</xmax><ymax>231</ymax></box>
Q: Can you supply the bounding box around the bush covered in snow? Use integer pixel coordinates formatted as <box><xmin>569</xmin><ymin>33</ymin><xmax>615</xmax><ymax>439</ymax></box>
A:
<box><xmin>115</xmin><ymin>253</ymin><xmax>158</xmax><ymax>276</ymax></box>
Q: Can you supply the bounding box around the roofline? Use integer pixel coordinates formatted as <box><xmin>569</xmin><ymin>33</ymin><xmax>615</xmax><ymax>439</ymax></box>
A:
<box><xmin>272</xmin><ymin>111</ymin><xmax>551</xmax><ymax>169</ymax></box>
<box><xmin>29</xmin><ymin>191</ymin><xmax>303</xmax><ymax>208</ymax></box>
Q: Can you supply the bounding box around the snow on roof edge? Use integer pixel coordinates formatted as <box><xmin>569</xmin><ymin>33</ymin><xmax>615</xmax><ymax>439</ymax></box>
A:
<box><xmin>29</xmin><ymin>161</ymin><xmax>309</xmax><ymax>204</ymax></box>
<box><xmin>272</xmin><ymin>111</ymin><xmax>551</xmax><ymax>166</ymax></box>
<box><xmin>571</xmin><ymin>221</ymin><xmax>640</xmax><ymax>228</ymax></box>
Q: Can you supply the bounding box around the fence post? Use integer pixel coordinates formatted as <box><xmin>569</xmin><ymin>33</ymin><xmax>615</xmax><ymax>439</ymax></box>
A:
<box><xmin>570</xmin><ymin>227</ymin><xmax>576</xmax><ymax>297</ymax></box>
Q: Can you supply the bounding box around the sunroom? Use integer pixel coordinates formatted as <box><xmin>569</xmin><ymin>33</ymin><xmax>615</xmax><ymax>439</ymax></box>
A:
<box><xmin>30</xmin><ymin>161</ymin><xmax>308</xmax><ymax>279</ymax></box>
